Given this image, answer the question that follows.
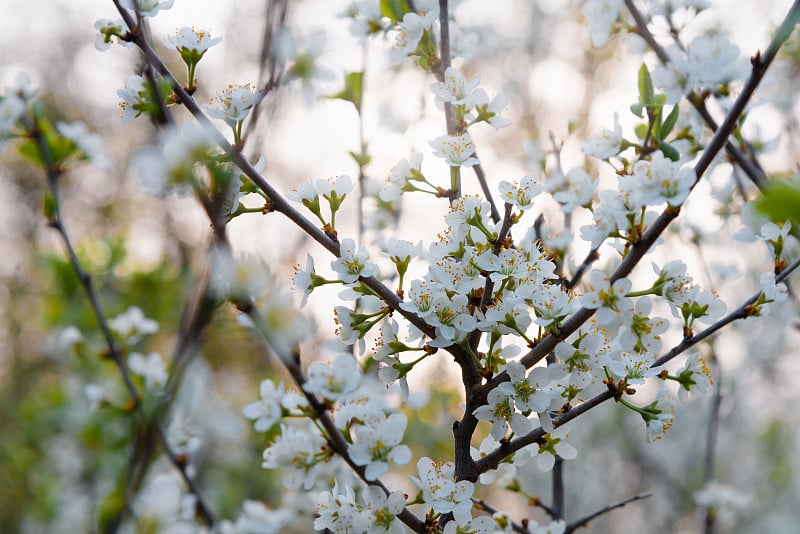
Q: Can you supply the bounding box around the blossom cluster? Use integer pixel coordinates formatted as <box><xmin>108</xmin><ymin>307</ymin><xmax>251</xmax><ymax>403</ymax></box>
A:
<box><xmin>9</xmin><ymin>0</ymin><xmax>799</xmax><ymax>533</ymax></box>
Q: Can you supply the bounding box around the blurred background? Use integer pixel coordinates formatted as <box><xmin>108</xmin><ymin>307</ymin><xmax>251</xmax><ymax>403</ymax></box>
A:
<box><xmin>1</xmin><ymin>0</ymin><xmax>800</xmax><ymax>532</ymax></box>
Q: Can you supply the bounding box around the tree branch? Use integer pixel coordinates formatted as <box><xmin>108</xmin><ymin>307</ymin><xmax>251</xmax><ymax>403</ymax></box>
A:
<box><xmin>565</xmin><ymin>492</ymin><xmax>652</xmax><ymax>533</ymax></box>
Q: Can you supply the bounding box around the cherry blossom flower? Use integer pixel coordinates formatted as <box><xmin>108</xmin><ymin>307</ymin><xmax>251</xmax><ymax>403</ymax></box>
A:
<box><xmin>427</xmin><ymin>293</ymin><xmax>478</xmax><ymax>346</ymax></box>
<box><xmin>643</xmin><ymin>387</ymin><xmax>676</xmax><ymax>442</ymax></box>
<box><xmin>467</xmin><ymin>88</ymin><xmax>511</xmax><ymax>129</ymax></box>
<box><xmin>0</xmin><ymin>94</ymin><xmax>25</xmax><ymax>152</ymax></box>
<box><xmin>477</xmin><ymin>294</ymin><xmax>532</xmax><ymax>337</ymax></box>
<box><xmin>205</xmin><ymin>83</ymin><xmax>260</xmax><ymax>128</ymax></box>
<box><xmin>675</xmin><ymin>352</ymin><xmax>713</xmax><ymax>402</ymax></box>
<box><xmin>535</xmin><ymin>423</ymin><xmax>577</xmax><ymax>471</ymax></box>
<box><xmin>331</xmin><ymin>238</ymin><xmax>378</xmax><ymax>284</ymax></box>
<box><xmin>430</xmin><ymin>133</ymin><xmax>480</xmax><ymax>167</ymax></box>
<box><xmin>580</xmin><ymin>189</ymin><xmax>632</xmax><ymax>248</ymax></box>
<box><xmin>506</xmin><ymin>361</ymin><xmax>565</xmax><ymax>414</ymax></box>
<box><xmin>430</xmin><ymin>67</ymin><xmax>480</xmax><ymax>106</ymax></box>
<box><xmin>625</xmin><ymin>151</ymin><xmax>696</xmax><ymax>207</ymax></box>
<box><xmin>550</xmin><ymin>167</ymin><xmax>598</xmax><ymax>213</ymax></box>
<box><xmin>231</xmin><ymin>501</ymin><xmax>294</xmax><ymax>534</ymax></box>
<box><xmin>389</xmin><ymin>7</ymin><xmax>439</xmax><ymax>64</ymax></box>
<box><xmin>606</xmin><ymin>350</ymin><xmax>662</xmax><ymax>385</ymax></box>
<box><xmin>109</xmin><ymin>306</ymin><xmax>159</xmax><ymax>341</ymax></box>
<box><xmin>134</xmin><ymin>122</ymin><xmax>216</xmax><ymax>194</ymax></box>
<box><xmin>498</xmin><ymin>174</ymin><xmax>541</xmax><ymax>210</ymax></box>
<box><xmin>380</xmin><ymin>152</ymin><xmax>424</xmax><ymax>202</ymax></box>
<box><xmin>363</xmin><ymin>487</ymin><xmax>406</xmax><ymax>534</ymax></box>
<box><xmin>275</xmin><ymin>30</ymin><xmax>335</xmax><ymax>98</ymax></box>
<box><xmin>581</xmin><ymin>112</ymin><xmax>622</xmax><ymax>159</ymax></box>
<box><xmin>132</xmin><ymin>473</ymin><xmax>195</xmax><ymax>529</ymax></box>
<box><xmin>94</xmin><ymin>18</ymin><xmax>131</xmax><ymax>51</ymax></box>
<box><xmin>262</xmin><ymin>424</ymin><xmax>326</xmax><ymax>490</ymax></box>
<box><xmin>338</xmin><ymin>2</ymin><xmax>387</xmax><ymax>41</ymax></box>
<box><xmin>314</xmin><ymin>483</ymin><xmax>368</xmax><ymax>532</ymax></box>
<box><xmin>473</xmin><ymin>384</ymin><xmax>533</xmax><ymax>440</ymax></box>
<box><xmin>399</xmin><ymin>279</ymin><xmax>438</xmax><ymax>318</ymax></box>
<box><xmin>242</xmin><ymin>380</ymin><xmax>286</xmax><ymax>431</ymax></box>
<box><xmin>303</xmin><ymin>353</ymin><xmax>361</xmax><ymax>401</ymax></box>
<box><xmin>117</xmin><ymin>74</ymin><xmax>147</xmax><ymax>124</ymax></box>
<box><xmin>582</xmin><ymin>0</ymin><xmax>624</xmax><ymax>47</ymax></box>
<box><xmin>618</xmin><ymin>297</ymin><xmax>668</xmax><ymax>353</ymax></box>
<box><xmin>169</xmin><ymin>26</ymin><xmax>222</xmax><ymax>56</ymax></box>
<box><xmin>578</xmin><ymin>270</ymin><xmax>633</xmax><ymax>325</ymax></box>
<box><xmin>348</xmin><ymin>412</ymin><xmax>412</xmax><ymax>480</ymax></box>
<box><xmin>119</xmin><ymin>0</ymin><xmax>174</xmax><ymax>18</ymax></box>
<box><xmin>528</xmin><ymin>518</ymin><xmax>567</xmax><ymax>534</ymax></box>
<box><xmin>128</xmin><ymin>352</ymin><xmax>168</xmax><ymax>390</ymax></box>
<box><xmin>56</xmin><ymin>121</ymin><xmax>110</xmax><ymax>168</ymax></box>
<box><xmin>693</xmin><ymin>482</ymin><xmax>749</xmax><ymax>511</ymax></box>
<box><xmin>411</xmin><ymin>457</ymin><xmax>474</xmax><ymax>524</ymax></box>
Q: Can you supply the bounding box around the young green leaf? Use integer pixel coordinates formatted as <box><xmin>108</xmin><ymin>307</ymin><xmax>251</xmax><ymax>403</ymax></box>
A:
<box><xmin>755</xmin><ymin>178</ymin><xmax>800</xmax><ymax>226</ymax></box>
<box><xmin>380</xmin><ymin>0</ymin><xmax>410</xmax><ymax>23</ymax></box>
<box><xmin>326</xmin><ymin>71</ymin><xmax>363</xmax><ymax>111</ymax></box>
<box><xmin>638</xmin><ymin>63</ymin><xmax>655</xmax><ymax>105</ymax></box>
<box><xmin>660</xmin><ymin>105</ymin><xmax>680</xmax><ymax>140</ymax></box>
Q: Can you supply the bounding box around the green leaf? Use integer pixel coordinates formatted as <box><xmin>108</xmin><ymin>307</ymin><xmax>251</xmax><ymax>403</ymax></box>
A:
<box><xmin>755</xmin><ymin>178</ymin><xmax>800</xmax><ymax>226</ymax></box>
<box><xmin>638</xmin><ymin>63</ymin><xmax>655</xmax><ymax>105</ymax></box>
<box><xmin>41</xmin><ymin>191</ymin><xmax>57</xmax><ymax>221</ymax></box>
<box><xmin>658</xmin><ymin>141</ymin><xmax>680</xmax><ymax>161</ymax></box>
<box><xmin>634</xmin><ymin>123</ymin><xmax>648</xmax><ymax>139</ymax></box>
<box><xmin>630</xmin><ymin>102</ymin><xmax>645</xmax><ymax>119</ymax></box>
<box><xmin>97</xmin><ymin>484</ymin><xmax>126</xmax><ymax>534</ymax></box>
<box><xmin>380</xmin><ymin>0</ymin><xmax>409</xmax><ymax>22</ymax></box>
<box><xmin>326</xmin><ymin>71</ymin><xmax>363</xmax><ymax>111</ymax></box>
<box><xmin>349</xmin><ymin>149</ymin><xmax>371</xmax><ymax>167</ymax></box>
<box><xmin>17</xmin><ymin>138</ymin><xmax>43</xmax><ymax>167</ymax></box>
<box><xmin>660</xmin><ymin>104</ymin><xmax>680</xmax><ymax>140</ymax></box>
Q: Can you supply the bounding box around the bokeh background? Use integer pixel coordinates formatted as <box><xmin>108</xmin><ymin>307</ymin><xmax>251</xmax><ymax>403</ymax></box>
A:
<box><xmin>2</xmin><ymin>0</ymin><xmax>800</xmax><ymax>532</ymax></box>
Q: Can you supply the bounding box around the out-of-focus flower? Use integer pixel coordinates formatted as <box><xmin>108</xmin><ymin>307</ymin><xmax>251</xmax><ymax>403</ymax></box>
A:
<box><xmin>56</xmin><ymin>121</ymin><xmax>110</xmax><ymax>168</ymax></box>
<box><xmin>581</xmin><ymin>112</ymin><xmax>622</xmax><ymax>159</ymax></box>
<box><xmin>119</xmin><ymin>0</ymin><xmax>174</xmax><ymax>18</ymax></box>
<box><xmin>134</xmin><ymin>122</ymin><xmax>215</xmax><ymax>194</ymax></box>
<box><xmin>109</xmin><ymin>306</ymin><xmax>159</xmax><ymax>342</ymax></box>
<box><xmin>242</xmin><ymin>380</ymin><xmax>286</xmax><ymax>432</ymax></box>
<box><xmin>128</xmin><ymin>351</ymin><xmax>168</xmax><ymax>390</ymax></box>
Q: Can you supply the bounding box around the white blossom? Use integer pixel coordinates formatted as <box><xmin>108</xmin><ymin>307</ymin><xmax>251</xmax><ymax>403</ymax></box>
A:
<box><xmin>242</xmin><ymin>380</ymin><xmax>286</xmax><ymax>432</ymax></box>
<box><xmin>119</xmin><ymin>0</ymin><xmax>174</xmax><ymax>17</ymax></box>
<box><xmin>411</xmin><ymin>457</ymin><xmax>474</xmax><ymax>525</ymax></box>
<box><xmin>430</xmin><ymin>133</ymin><xmax>480</xmax><ymax>167</ymax></box>
<box><xmin>303</xmin><ymin>353</ymin><xmax>361</xmax><ymax>401</ymax></box>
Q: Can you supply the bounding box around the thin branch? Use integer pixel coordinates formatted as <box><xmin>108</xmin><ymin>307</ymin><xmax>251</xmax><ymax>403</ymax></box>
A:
<box><xmin>471</xmin><ymin>497</ymin><xmax>529</xmax><ymax>534</ymax></box>
<box><xmin>624</xmin><ymin>0</ymin><xmax>768</xmax><ymax>188</ymax></box>
<box><xmin>565</xmin><ymin>492</ymin><xmax>653</xmax><ymax>533</ymax></box>
<box><xmin>551</xmin><ymin>455</ymin><xmax>565</xmax><ymax>519</ymax></box>
<box><xmin>239</xmin><ymin>301</ymin><xmax>428</xmax><ymax>534</ymax></box>
<box><xmin>566</xmin><ymin>246</ymin><xmax>600</xmax><ymax>289</ymax></box>
<box><xmin>483</xmin><ymin>0</ymin><xmax>800</xmax><ymax>396</ymax></box>
<box><xmin>476</xmin><ymin>253</ymin><xmax>800</xmax><ymax>474</ymax></box>
<box><xmin>471</xmin><ymin>156</ymin><xmax>502</xmax><ymax>224</ymax></box>
<box><xmin>111</xmin><ymin>0</ymin><xmax>462</xmax><ymax>355</ymax></box>
<box><xmin>702</xmin><ymin>349</ymin><xmax>722</xmax><ymax>534</ymax></box>
<box><xmin>437</xmin><ymin>0</ymin><xmax>456</xmax><ymax>136</ymax></box>
<box><xmin>242</xmin><ymin>0</ymin><xmax>289</xmax><ymax>145</ymax></box>
<box><xmin>27</xmin><ymin>113</ymin><xmax>217</xmax><ymax>526</ymax></box>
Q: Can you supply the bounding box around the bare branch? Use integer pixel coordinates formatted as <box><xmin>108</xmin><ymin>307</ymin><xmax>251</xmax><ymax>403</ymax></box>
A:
<box><xmin>565</xmin><ymin>492</ymin><xmax>653</xmax><ymax>533</ymax></box>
